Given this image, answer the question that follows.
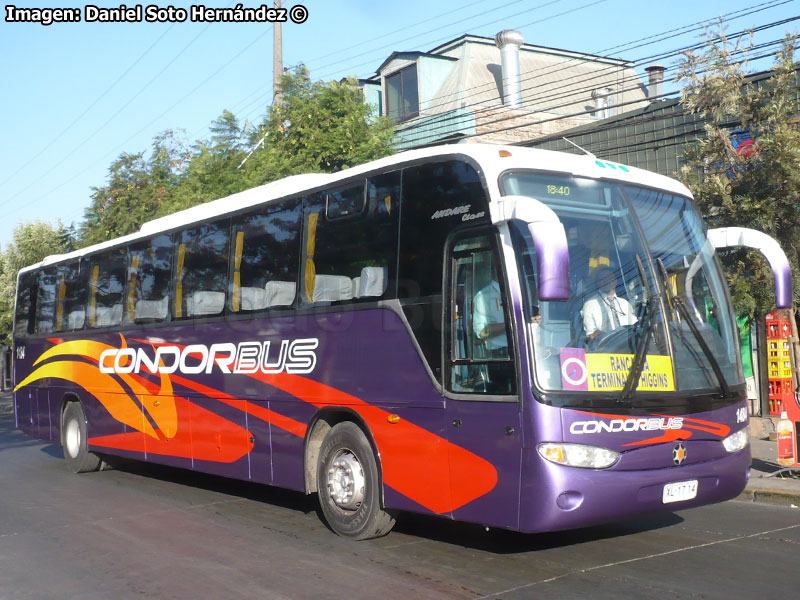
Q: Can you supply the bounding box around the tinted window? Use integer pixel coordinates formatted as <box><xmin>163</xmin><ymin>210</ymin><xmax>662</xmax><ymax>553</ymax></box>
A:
<box><xmin>126</xmin><ymin>235</ymin><xmax>172</xmax><ymax>323</ymax></box>
<box><xmin>57</xmin><ymin>261</ymin><xmax>87</xmax><ymax>331</ymax></box>
<box><xmin>231</xmin><ymin>200</ymin><xmax>301</xmax><ymax>312</ymax></box>
<box><xmin>14</xmin><ymin>271</ymin><xmax>37</xmax><ymax>338</ymax></box>
<box><xmin>398</xmin><ymin>160</ymin><xmax>490</xmax><ymax>373</ymax></box>
<box><xmin>35</xmin><ymin>267</ymin><xmax>58</xmax><ymax>334</ymax></box>
<box><xmin>399</xmin><ymin>161</ymin><xmax>490</xmax><ymax>297</ymax></box>
<box><xmin>175</xmin><ymin>221</ymin><xmax>230</xmax><ymax>318</ymax></box>
<box><xmin>88</xmin><ymin>249</ymin><xmax>126</xmax><ymax>328</ymax></box>
<box><xmin>301</xmin><ymin>174</ymin><xmax>399</xmax><ymax>305</ymax></box>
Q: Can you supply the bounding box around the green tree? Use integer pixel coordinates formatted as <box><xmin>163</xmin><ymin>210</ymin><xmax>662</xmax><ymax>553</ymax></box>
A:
<box><xmin>0</xmin><ymin>220</ymin><xmax>73</xmax><ymax>343</ymax></box>
<box><xmin>241</xmin><ymin>66</ymin><xmax>395</xmax><ymax>185</ymax></box>
<box><xmin>677</xmin><ymin>27</ymin><xmax>800</xmax><ymax>319</ymax></box>
<box><xmin>80</xmin><ymin>130</ymin><xmax>189</xmax><ymax>246</ymax></box>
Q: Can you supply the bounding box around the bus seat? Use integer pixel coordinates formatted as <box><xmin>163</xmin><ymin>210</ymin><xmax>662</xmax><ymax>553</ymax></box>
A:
<box><xmin>357</xmin><ymin>266</ymin><xmax>386</xmax><ymax>298</ymax></box>
<box><xmin>264</xmin><ymin>281</ymin><xmax>296</xmax><ymax>307</ymax></box>
<box><xmin>95</xmin><ymin>304</ymin><xmax>123</xmax><ymax>327</ymax></box>
<box><xmin>134</xmin><ymin>297</ymin><xmax>168</xmax><ymax>320</ymax></box>
<box><xmin>351</xmin><ymin>277</ymin><xmax>361</xmax><ymax>298</ymax></box>
<box><xmin>313</xmin><ymin>275</ymin><xmax>353</xmax><ymax>303</ymax></box>
<box><xmin>67</xmin><ymin>310</ymin><xmax>85</xmax><ymax>330</ymax></box>
<box><xmin>240</xmin><ymin>287</ymin><xmax>268</xmax><ymax>311</ymax></box>
<box><xmin>187</xmin><ymin>291</ymin><xmax>225</xmax><ymax>316</ymax></box>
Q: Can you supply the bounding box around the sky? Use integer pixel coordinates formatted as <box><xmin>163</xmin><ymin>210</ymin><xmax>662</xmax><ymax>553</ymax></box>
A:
<box><xmin>1</xmin><ymin>0</ymin><xmax>798</xmax><ymax>250</ymax></box>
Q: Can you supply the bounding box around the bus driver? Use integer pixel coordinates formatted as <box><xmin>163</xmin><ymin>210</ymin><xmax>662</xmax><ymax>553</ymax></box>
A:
<box><xmin>581</xmin><ymin>266</ymin><xmax>637</xmax><ymax>341</ymax></box>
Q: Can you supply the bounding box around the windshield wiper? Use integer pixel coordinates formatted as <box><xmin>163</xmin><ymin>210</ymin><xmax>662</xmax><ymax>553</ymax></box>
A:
<box><xmin>656</xmin><ymin>259</ymin><xmax>733</xmax><ymax>398</ymax></box>
<box><xmin>618</xmin><ymin>255</ymin><xmax>654</xmax><ymax>405</ymax></box>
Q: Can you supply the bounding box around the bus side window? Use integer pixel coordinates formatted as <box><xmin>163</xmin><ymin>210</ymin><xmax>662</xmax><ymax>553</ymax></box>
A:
<box><xmin>174</xmin><ymin>220</ymin><xmax>230</xmax><ymax>319</ymax></box>
<box><xmin>57</xmin><ymin>261</ymin><xmax>87</xmax><ymax>331</ymax></box>
<box><xmin>230</xmin><ymin>199</ymin><xmax>301</xmax><ymax>312</ymax></box>
<box><xmin>87</xmin><ymin>249</ymin><xmax>126</xmax><ymax>328</ymax></box>
<box><xmin>14</xmin><ymin>271</ymin><xmax>37</xmax><ymax>338</ymax></box>
<box><xmin>34</xmin><ymin>267</ymin><xmax>58</xmax><ymax>334</ymax></box>
<box><xmin>301</xmin><ymin>175</ymin><xmax>399</xmax><ymax>306</ymax></box>
<box><xmin>126</xmin><ymin>235</ymin><xmax>172</xmax><ymax>323</ymax></box>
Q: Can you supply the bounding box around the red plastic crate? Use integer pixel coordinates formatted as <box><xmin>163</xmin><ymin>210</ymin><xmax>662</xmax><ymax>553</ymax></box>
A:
<box><xmin>768</xmin><ymin>377</ymin><xmax>795</xmax><ymax>416</ymax></box>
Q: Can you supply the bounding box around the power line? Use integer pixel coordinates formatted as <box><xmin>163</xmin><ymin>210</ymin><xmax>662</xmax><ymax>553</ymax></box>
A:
<box><xmin>0</xmin><ymin>23</ymin><xmax>176</xmax><ymax>189</ymax></box>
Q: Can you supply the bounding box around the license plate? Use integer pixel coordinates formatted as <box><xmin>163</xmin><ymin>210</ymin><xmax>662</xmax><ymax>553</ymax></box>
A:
<box><xmin>662</xmin><ymin>480</ymin><xmax>698</xmax><ymax>504</ymax></box>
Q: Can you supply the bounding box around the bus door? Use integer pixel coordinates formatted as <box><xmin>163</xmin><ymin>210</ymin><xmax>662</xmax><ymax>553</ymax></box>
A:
<box><xmin>444</xmin><ymin>231</ymin><xmax>522</xmax><ymax>529</ymax></box>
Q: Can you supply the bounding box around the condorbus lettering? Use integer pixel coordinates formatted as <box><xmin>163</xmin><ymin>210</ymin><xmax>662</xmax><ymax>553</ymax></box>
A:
<box><xmin>569</xmin><ymin>417</ymin><xmax>685</xmax><ymax>435</ymax></box>
<box><xmin>97</xmin><ymin>338</ymin><xmax>319</xmax><ymax>376</ymax></box>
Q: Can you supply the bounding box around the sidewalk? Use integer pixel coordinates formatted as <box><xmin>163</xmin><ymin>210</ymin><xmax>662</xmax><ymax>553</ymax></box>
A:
<box><xmin>741</xmin><ymin>418</ymin><xmax>800</xmax><ymax>507</ymax></box>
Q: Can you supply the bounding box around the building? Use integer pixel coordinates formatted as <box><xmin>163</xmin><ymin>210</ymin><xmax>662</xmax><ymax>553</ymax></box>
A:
<box><xmin>361</xmin><ymin>30</ymin><xmax>653</xmax><ymax>149</ymax></box>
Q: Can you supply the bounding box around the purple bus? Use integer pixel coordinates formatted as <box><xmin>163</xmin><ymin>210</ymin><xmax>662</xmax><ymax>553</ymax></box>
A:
<box><xmin>12</xmin><ymin>145</ymin><xmax>791</xmax><ymax>539</ymax></box>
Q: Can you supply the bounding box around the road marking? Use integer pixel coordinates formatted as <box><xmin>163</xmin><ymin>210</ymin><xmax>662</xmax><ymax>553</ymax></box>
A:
<box><xmin>478</xmin><ymin>523</ymin><xmax>800</xmax><ymax>598</ymax></box>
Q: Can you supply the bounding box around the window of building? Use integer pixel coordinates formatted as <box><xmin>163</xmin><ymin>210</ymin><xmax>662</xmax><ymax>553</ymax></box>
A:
<box><xmin>231</xmin><ymin>199</ymin><xmax>301</xmax><ymax>312</ymax></box>
<box><xmin>126</xmin><ymin>235</ymin><xmax>172</xmax><ymax>323</ymax></box>
<box><xmin>386</xmin><ymin>65</ymin><xmax>419</xmax><ymax>122</ymax></box>
<box><xmin>174</xmin><ymin>221</ymin><xmax>230</xmax><ymax>318</ymax></box>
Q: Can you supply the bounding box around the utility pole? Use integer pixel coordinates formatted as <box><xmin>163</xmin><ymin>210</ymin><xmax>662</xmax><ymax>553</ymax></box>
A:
<box><xmin>273</xmin><ymin>0</ymin><xmax>283</xmax><ymax>107</ymax></box>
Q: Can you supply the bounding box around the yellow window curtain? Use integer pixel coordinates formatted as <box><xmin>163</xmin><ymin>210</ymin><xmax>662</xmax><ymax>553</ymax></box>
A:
<box><xmin>304</xmin><ymin>212</ymin><xmax>319</xmax><ymax>303</ymax></box>
<box><xmin>56</xmin><ymin>273</ymin><xmax>66</xmax><ymax>331</ymax></box>
<box><xmin>127</xmin><ymin>255</ymin><xmax>140</xmax><ymax>321</ymax></box>
<box><xmin>232</xmin><ymin>230</ymin><xmax>244</xmax><ymax>312</ymax></box>
<box><xmin>175</xmin><ymin>243</ymin><xmax>185</xmax><ymax>318</ymax></box>
<box><xmin>89</xmin><ymin>265</ymin><xmax>99</xmax><ymax>327</ymax></box>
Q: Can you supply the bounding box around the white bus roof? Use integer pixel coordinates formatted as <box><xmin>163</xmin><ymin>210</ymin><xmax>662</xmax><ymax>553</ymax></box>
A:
<box><xmin>20</xmin><ymin>143</ymin><xmax>691</xmax><ymax>274</ymax></box>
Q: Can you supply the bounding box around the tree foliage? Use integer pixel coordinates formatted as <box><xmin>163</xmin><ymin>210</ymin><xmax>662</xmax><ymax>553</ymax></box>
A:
<box><xmin>0</xmin><ymin>221</ymin><xmax>74</xmax><ymax>344</ymax></box>
<box><xmin>79</xmin><ymin>70</ymin><xmax>394</xmax><ymax>246</ymax></box>
<box><xmin>677</xmin><ymin>26</ymin><xmax>800</xmax><ymax>319</ymax></box>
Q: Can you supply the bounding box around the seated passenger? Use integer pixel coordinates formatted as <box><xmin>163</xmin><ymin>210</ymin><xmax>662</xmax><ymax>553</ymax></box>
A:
<box><xmin>581</xmin><ymin>267</ymin><xmax>637</xmax><ymax>341</ymax></box>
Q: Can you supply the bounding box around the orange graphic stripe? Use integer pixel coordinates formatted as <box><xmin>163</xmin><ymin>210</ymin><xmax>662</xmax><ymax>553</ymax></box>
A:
<box><xmin>169</xmin><ymin>374</ymin><xmax>307</xmax><ymax>438</ymax></box>
<box><xmin>249</xmin><ymin>372</ymin><xmax>498</xmax><ymax>515</ymax></box>
<box><xmin>15</xmin><ymin>360</ymin><xmax>159</xmax><ymax>439</ymax></box>
<box><xmin>89</xmin><ymin>395</ymin><xmax>253</xmax><ymax>463</ymax></box>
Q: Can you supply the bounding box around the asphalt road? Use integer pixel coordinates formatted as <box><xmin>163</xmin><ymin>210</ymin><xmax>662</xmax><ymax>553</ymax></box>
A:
<box><xmin>1</xmin><ymin>399</ymin><xmax>799</xmax><ymax>600</ymax></box>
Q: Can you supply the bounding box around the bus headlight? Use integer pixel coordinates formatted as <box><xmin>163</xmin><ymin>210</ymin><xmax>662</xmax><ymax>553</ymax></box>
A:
<box><xmin>722</xmin><ymin>429</ymin><xmax>749</xmax><ymax>453</ymax></box>
<box><xmin>538</xmin><ymin>443</ymin><xmax>619</xmax><ymax>469</ymax></box>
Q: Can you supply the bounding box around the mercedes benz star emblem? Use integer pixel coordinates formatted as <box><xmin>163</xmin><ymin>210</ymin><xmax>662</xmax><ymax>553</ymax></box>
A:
<box><xmin>672</xmin><ymin>443</ymin><xmax>687</xmax><ymax>465</ymax></box>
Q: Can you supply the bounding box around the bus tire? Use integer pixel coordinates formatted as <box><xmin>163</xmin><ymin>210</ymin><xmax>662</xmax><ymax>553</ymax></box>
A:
<box><xmin>61</xmin><ymin>402</ymin><xmax>102</xmax><ymax>474</ymax></box>
<box><xmin>316</xmin><ymin>421</ymin><xmax>395</xmax><ymax>540</ymax></box>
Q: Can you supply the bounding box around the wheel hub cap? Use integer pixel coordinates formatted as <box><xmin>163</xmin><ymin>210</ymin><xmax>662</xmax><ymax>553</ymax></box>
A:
<box><xmin>327</xmin><ymin>451</ymin><xmax>365</xmax><ymax>510</ymax></box>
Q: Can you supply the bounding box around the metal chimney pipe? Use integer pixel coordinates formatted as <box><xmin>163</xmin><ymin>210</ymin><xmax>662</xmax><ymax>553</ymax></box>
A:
<box><xmin>495</xmin><ymin>29</ymin><xmax>524</xmax><ymax>108</ymax></box>
<box><xmin>591</xmin><ymin>88</ymin><xmax>612</xmax><ymax>119</ymax></box>
<box><xmin>645</xmin><ymin>64</ymin><xmax>666</xmax><ymax>100</ymax></box>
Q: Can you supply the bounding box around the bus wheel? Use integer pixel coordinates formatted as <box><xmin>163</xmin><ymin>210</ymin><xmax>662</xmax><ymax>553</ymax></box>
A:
<box><xmin>316</xmin><ymin>422</ymin><xmax>395</xmax><ymax>540</ymax></box>
<box><xmin>61</xmin><ymin>402</ymin><xmax>102</xmax><ymax>474</ymax></box>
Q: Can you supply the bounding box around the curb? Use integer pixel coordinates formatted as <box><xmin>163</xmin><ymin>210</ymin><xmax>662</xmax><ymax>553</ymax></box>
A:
<box><xmin>737</xmin><ymin>487</ymin><xmax>800</xmax><ymax>508</ymax></box>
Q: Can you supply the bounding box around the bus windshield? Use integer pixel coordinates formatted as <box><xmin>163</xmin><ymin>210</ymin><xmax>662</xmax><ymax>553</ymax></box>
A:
<box><xmin>503</xmin><ymin>171</ymin><xmax>743</xmax><ymax>401</ymax></box>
